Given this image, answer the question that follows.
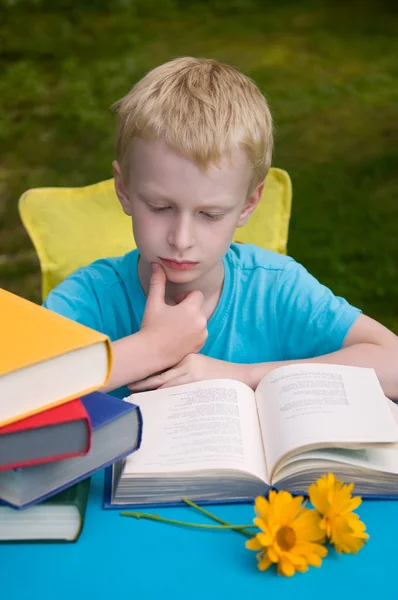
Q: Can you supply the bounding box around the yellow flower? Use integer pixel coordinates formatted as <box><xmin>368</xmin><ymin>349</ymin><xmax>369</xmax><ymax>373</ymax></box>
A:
<box><xmin>245</xmin><ymin>491</ymin><xmax>327</xmax><ymax>577</ymax></box>
<box><xmin>308</xmin><ymin>473</ymin><xmax>369</xmax><ymax>554</ymax></box>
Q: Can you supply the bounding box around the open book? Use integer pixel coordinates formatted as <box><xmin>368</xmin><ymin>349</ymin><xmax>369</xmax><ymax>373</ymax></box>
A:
<box><xmin>104</xmin><ymin>363</ymin><xmax>398</xmax><ymax>508</ymax></box>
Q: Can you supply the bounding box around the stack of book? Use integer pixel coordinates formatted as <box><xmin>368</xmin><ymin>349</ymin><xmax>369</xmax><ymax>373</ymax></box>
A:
<box><xmin>0</xmin><ymin>289</ymin><xmax>142</xmax><ymax>543</ymax></box>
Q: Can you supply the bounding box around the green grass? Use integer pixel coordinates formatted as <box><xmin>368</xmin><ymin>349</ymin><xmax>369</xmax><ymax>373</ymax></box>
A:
<box><xmin>1</xmin><ymin>0</ymin><xmax>398</xmax><ymax>331</ymax></box>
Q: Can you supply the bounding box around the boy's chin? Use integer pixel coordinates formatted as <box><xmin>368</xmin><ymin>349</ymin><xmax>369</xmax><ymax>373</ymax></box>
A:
<box><xmin>164</xmin><ymin>269</ymin><xmax>199</xmax><ymax>284</ymax></box>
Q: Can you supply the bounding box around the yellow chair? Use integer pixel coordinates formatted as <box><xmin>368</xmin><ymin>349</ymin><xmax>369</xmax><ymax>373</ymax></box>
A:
<box><xmin>18</xmin><ymin>168</ymin><xmax>292</xmax><ymax>300</ymax></box>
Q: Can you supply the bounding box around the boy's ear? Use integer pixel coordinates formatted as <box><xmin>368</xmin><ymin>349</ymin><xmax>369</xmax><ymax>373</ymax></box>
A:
<box><xmin>236</xmin><ymin>181</ymin><xmax>264</xmax><ymax>228</ymax></box>
<box><xmin>113</xmin><ymin>160</ymin><xmax>132</xmax><ymax>216</ymax></box>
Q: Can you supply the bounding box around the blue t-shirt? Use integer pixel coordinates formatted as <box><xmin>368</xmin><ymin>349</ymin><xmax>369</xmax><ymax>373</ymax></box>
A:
<box><xmin>43</xmin><ymin>243</ymin><xmax>360</xmax><ymax>397</ymax></box>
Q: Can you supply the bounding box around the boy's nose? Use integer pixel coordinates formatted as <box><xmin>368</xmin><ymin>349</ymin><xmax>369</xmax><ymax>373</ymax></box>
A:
<box><xmin>167</xmin><ymin>215</ymin><xmax>195</xmax><ymax>252</ymax></box>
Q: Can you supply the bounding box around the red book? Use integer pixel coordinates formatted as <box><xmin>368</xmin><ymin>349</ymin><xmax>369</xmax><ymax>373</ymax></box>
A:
<box><xmin>0</xmin><ymin>399</ymin><xmax>92</xmax><ymax>471</ymax></box>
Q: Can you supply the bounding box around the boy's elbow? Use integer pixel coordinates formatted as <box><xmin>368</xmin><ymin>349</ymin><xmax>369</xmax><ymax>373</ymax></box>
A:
<box><xmin>343</xmin><ymin>314</ymin><xmax>398</xmax><ymax>400</ymax></box>
<box><xmin>343</xmin><ymin>314</ymin><xmax>398</xmax><ymax>350</ymax></box>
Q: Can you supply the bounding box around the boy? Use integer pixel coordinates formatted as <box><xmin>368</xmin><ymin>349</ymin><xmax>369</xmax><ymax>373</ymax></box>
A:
<box><xmin>43</xmin><ymin>57</ymin><xmax>398</xmax><ymax>400</ymax></box>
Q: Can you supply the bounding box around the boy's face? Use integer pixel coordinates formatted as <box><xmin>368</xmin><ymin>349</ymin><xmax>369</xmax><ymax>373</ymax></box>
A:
<box><xmin>114</xmin><ymin>138</ymin><xmax>263</xmax><ymax>286</ymax></box>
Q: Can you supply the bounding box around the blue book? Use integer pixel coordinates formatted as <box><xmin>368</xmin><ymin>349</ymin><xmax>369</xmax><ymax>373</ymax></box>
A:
<box><xmin>0</xmin><ymin>392</ymin><xmax>142</xmax><ymax>509</ymax></box>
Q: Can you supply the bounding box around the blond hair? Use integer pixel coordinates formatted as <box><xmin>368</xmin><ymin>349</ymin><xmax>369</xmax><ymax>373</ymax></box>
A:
<box><xmin>114</xmin><ymin>57</ymin><xmax>273</xmax><ymax>192</ymax></box>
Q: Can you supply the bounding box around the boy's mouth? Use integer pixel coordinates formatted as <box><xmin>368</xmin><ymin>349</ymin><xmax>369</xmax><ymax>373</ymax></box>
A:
<box><xmin>159</xmin><ymin>258</ymin><xmax>198</xmax><ymax>271</ymax></box>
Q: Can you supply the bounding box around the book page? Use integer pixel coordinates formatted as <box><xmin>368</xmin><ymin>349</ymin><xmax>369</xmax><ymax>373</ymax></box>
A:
<box><xmin>254</xmin><ymin>363</ymin><xmax>398</xmax><ymax>481</ymax></box>
<box><xmin>276</xmin><ymin>400</ymin><xmax>398</xmax><ymax>480</ymax></box>
<box><xmin>123</xmin><ymin>379</ymin><xmax>268</xmax><ymax>482</ymax></box>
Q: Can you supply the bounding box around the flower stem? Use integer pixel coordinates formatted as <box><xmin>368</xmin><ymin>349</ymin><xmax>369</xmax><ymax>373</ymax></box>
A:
<box><xmin>120</xmin><ymin>511</ymin><xmax>257</xmax><ymax>531</ymax></box>
<box><xmin>181</xmin><ymin>497</ymin><xmax>253</xmax><ymax>539</ymax></box>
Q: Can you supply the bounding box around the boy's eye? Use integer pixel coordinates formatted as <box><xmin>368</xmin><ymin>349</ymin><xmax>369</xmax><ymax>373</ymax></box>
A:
<box><xmin>201</xmin><ymin>212</ymin><xmax>224</xmax><ymax>221</ymax></box>
<box><xmin>148</xmin><ymin>205</ymin><xmax>171</xmax><ymax>213</ymax></box>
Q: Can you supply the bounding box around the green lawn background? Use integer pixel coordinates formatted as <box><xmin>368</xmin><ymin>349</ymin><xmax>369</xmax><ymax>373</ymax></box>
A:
<box><xmin>1</xmin><ymin>0</ymin><xmax>397</xmax><ymax>332</ymax></box>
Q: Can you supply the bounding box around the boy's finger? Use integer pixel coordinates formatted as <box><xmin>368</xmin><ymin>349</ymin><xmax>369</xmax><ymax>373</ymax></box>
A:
<box><xmin>128</xmin><ymin>367</ymin><xmax>179</xmax><ymax>392</ymax></box>
<box><xmin>180</xmin><ymin>289</ymin><xmax>204</xmax><ymax>307</ymax></box>
<box><xmin>175</xmin><ymin>292</ymin><xmax>189</xmax><ymax>303</ymax></box>
<box><xmin>128</xmin><ymin>378</ymin><xmax>158</xmax><ymax>392</ymax></box>
<box><xmin>146</xmin><ymin>263</ymin><xmax>166</xmax><ymax>306</ymax></box>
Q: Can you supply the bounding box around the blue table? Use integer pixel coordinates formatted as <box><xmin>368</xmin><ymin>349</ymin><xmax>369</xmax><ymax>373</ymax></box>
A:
<box><xmin>1</xmin><ymin>470</ymin><xmax>395</xmax><ymax>600</ymax></box>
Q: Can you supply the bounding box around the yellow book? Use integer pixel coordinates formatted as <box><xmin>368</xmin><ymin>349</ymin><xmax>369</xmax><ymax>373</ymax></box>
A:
<box><xmin>0</xmin><ymin>288</ymin><xmax>112</xmax><ymax>427</ymax></box>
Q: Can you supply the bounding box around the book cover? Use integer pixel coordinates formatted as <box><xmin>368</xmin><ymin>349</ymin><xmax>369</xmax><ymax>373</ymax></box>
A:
<box><xmin>0</xmin><ymin>398</ymin><xmax>92</xmax><ymax>471</ymax></box>
<box><xmin>0</xmin><ymin>477</ymin><xmax>91</xmax><ymax>543</ymax></box>
<box><xmin>0</xmin><ymin>391</ymin><xmax>142</xmax><ymax>509</ymax></box>
<box><xmin>0</xmin><ymin>288</ymin><xmax>112</xmax><ymax>427</ymax></box>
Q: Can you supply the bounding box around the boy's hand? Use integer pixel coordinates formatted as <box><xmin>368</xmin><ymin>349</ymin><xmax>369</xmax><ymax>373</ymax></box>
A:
<box><xmin>128</xmin><ymin>353</ymin><xmax>250</xmax><ymax>392</ymax></box>
<box><xmin>140</xmin><ymin>263</ymin><xmax>208</xmax><ymax>366</ymax></box>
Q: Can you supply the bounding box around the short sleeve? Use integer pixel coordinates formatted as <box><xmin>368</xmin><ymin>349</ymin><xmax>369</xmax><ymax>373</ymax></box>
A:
<box><xmin>43</xmin><ymin>271</ymin><xmax>104</xmax><ymax>334</ymax></box>
<box><xmin>274</xmin><ymin>259</ymin><xmax>361</xmax><ymax>360</ymax></box>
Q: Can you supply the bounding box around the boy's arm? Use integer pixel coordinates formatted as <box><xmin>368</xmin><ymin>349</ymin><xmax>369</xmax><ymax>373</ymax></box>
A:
<box><xmin>128</xmin><ymin>314</ymin><xmax>398</xmax><ymax>401</ymax></box>
<box><xmin>101</xmin><ymin>330</ymin><xmax>180</xmax><ymax>393</ymax></box>
<box><xmin>244</xmin><ymin>314</ymin><xmax>398</xmax><ymax>399</ymax></box>
<box><xmin>44</xmin><ymin>263</ymin><xmax>207</xmax><ymax>393</ymax></box>
<box><xmin>126</xmin><ymin>260</ymin><xmax>398</xmax><ymax>398</ymax></box>
<box><xmin>102</xmin><ymin>264</ymin><xmax>208</xmax><ymax>391</ymax></box>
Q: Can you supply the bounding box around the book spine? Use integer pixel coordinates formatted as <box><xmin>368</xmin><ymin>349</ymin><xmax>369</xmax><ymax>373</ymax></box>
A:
<box><xmin>72</xmin><ymin>477</ymin><xmax>91</xmax><ymax>542</ymax></box>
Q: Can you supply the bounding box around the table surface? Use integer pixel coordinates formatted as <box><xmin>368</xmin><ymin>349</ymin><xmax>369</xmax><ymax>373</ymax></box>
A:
<box><xmin>1</xmin><ymin>470</ymin><xmax>396</xmax><ymax>600</ymax></box>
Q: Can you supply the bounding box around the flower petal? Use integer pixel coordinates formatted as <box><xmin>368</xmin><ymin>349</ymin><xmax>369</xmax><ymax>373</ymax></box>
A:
<box><xmin>284</xmin><ymin>551</ymin><xmax>308</xmax><ymax>569</ymax></box>
<box><xmin>329</xmin><ymin>514</ymin><xmax>369</xmax><ymax>554</ymax></box>
<box><xmin>254</xmin><ymin>496</ymin><xmax>270</xmax><ymax>519</ymax></box>
<box><xmin>292</xmin><ymin>541</ymin><xmax>328</xmax><ymax>563</ymax></box>
<box><xmin>308</xmin><ymin>476</ymin><xmax>330</xmax><ymax>514</ymax></box>
<box><xmin>246</xmin><ymin>537</ymin><xmax>263</xmax><ymax>551</ymax></box>
<box><xmin>295</xmin><ymin>562</ymin><xmax>309</xmax><ymax>573</ymax></box>
<box><xmin>257</xmin><ymin>531</ymin><xmax>273</xmax><ymax>546</ymax></box>
<box><xmin>257</xmin><ymin>552</ymin><xmax>272</xmax><ymax>572</ymax></box>
<box><xmin>306</xmin><ymin>553</ymin><xmax>323</xmax><ymax>567</ymax></box>
<box><xmin>268</xmin><ymin>546</ymin><xmax>280</xmax><ymax>563</ymax></box>
<box><xmin>253</xmin><ymin>517</ymin><xmax>268</xmax><ymax>532</ymax></box>
<box><xmin>294</xmin><ymin>508</ymin><xmax>325</xmax><ymax>542</ymax></box>
<box><xmin>278</xmin><ymin>556</ymin><xmax>295</xmax><ymax>577</ymax></box>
